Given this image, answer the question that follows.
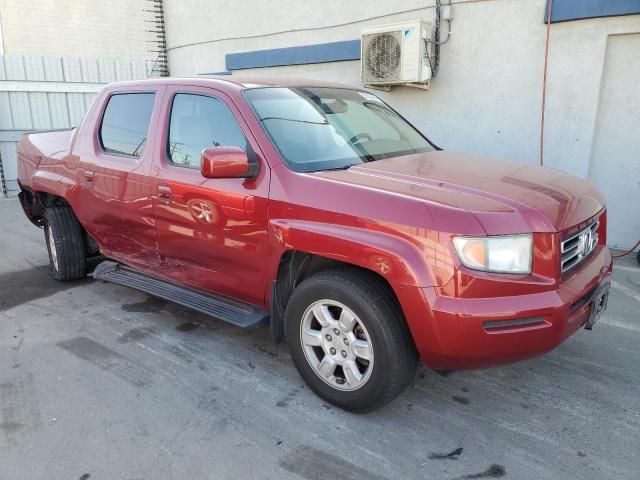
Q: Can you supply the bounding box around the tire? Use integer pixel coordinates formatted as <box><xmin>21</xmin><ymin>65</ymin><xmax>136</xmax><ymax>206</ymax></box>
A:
<box><xmin>284</xmin><ymin>267</ymin><xmax>418</xmax><ymax>413</ymax></box>
<box><xmin>43</xmin><ymin>207</ymin><xmax>86</xmax><ymax>281</ymax></box>
<box><xmin>636</xmin><ymin>249</ymin><xmax>640</xmax><ymax>266</ymax></box>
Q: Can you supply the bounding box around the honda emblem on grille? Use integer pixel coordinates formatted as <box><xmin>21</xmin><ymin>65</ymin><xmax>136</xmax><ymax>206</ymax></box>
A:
<box><xmin>577</xmin><ymin>230</ymin><xmax>592</xmax><ymax>259</ymax></box>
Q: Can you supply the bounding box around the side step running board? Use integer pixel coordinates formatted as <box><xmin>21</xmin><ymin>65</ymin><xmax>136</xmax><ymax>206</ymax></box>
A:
<box><xmin>93</xmin><ymin>261</ymin><xmax>269</xmax><ymax>329</ymax></box>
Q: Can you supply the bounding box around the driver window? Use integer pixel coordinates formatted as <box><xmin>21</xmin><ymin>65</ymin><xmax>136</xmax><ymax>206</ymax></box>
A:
<box><xmin>168</xmin><ymin>93</ymin><xmax>248</xmax><ymax>168</ymax></box>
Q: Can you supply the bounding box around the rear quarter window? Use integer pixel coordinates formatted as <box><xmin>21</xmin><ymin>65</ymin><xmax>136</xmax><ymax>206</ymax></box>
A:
<box><xmin>99</xmin><ymin>93</ymin><xmax>155</xmax><ymax>157</ymax></box>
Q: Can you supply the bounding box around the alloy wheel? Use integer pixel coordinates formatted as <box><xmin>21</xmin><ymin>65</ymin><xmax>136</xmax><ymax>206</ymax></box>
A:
<box><xmin>299</xmin><ymin>299</ymin><xmax>374</xmax><ymax>391</ymax></box>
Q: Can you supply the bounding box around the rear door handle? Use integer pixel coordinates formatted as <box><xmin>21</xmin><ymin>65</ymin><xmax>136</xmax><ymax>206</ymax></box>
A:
<box><xmin>157</xmin><ymin>184</ymin><xmax>172</xmax><ymax>201</ymax></box>
<box><xmin>84</xmin><ymin>170</ymin><xmax>95</xmax><ymax>183</ymax></box>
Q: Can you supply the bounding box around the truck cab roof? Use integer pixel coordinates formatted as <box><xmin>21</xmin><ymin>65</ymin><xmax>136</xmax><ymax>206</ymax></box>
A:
<box><xmin>103</xmin><ymin>76</ymin><xmax>357</xmax><ymax>93</ymax></box>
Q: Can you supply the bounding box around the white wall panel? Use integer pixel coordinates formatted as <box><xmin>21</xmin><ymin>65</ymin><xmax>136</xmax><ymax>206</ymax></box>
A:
<box><xmin>0</xmin><ymin>55</ymin><xmax>151</xmax><ymax>196</ymax></box>
<box><xmin>48</xmin><ymin>93</ymin><xmax>70</xmax><ymax>128</ymax></box>
<box><xmin>98</xmin><ymin>60</ymin><xmax>117</xmax><ymax>83</ymax></box>
<box><xmin>66</xmin><ymin>94</ymin><xmax>87</xmax><ymax>126</ymax></box>
<box><xmin>80</xmin><ymin>58</ymin><xmax>100</xmax><ymax>83</ymax></box>
<box><xmin>131</xmin><ymin>61</ymin><xmax>147</xmax><ymax>81</ymax></box>
<box><xmin>62</xmin><ymin>57</ymin><xmax>83</xmax><ymax>82</ymax></box>
<box><xmin>3</xmin><ymin>55</ymin><xmax>25</xmax><ymax>80</ymax></box>
<box><xmin>0</xmin><ymin>92</ymin><xmax>12</xmax><ymax>129</ymax></box>
<box><xmin>8</xmin><ymin>92</ymin><xmax>31</xmax><ymax>129</ymax></box>
<box><xmin>28</xmin><ymin>92</ymin><xmax>52</xmax><ymax>129</ymax></box>
<box><xmin>42</xmin><ymin>57</ymin><xmax>65</xmax><ymax>81</ymax></box>
<box><xmin>588</xmin><ymin>33</ymin><xmax>640</xmax><ymax>247</ymax></box>
<box><xmin>0</xmin><ymin>142</ymin><xmax>18</xmax><ymax>189</ymax></box>
<box><xmin>23</xmin><ymin>56</ymin><xmax>45</xmax><ymax>81</ymax></box>
<box><xmin>115</xmin><ymin>61</ymin><xmax>133</xmax><ymax>81</ymax></box>
<box><xmin>83</xmin><ymin>93</ymin><xmax>95</xmax><ymax>112</ymax></box>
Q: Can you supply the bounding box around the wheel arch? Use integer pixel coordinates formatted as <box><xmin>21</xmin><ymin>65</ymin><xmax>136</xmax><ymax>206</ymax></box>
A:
<box><xmin>18</xmin><ymin>185</ymin><xmax>73</xmax><ymax>227</ymax></box>
<box><xmin>266</xmin><ymin>219</ymin><xmax>436</xmax><ymax>344</ymax></box>
<box><xmin>267</xmin><ymin>219</ymin><xmax>434</xmax><ymax>286</ymax></box>
<box><xmin>19</xmin><ymin>185</ymin><xmax>99</xmax><ymax>256</ymax></box>
<box><xmin>270</xmin><ymin>249</ymin><xmax>412</xmax><ymax>345</ymax></box>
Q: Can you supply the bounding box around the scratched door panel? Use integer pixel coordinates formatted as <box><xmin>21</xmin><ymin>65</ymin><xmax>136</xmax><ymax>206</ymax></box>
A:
<box><xmin>151</xmin><ymin>85</ymin><xmax>271</xmax><ymax>307</ymax></box>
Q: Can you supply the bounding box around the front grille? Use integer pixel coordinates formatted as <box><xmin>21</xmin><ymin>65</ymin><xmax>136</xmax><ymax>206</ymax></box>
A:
<box><xmin>561</xmin><ymin>219</ymin><xmax>599</xmax><ymax>273</ymax></box>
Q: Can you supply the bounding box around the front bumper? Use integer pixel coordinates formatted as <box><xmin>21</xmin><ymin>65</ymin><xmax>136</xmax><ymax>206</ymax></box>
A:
<box><xmin>395</xmin><ymin>245</ymin><xmax>613</xmax><ymax>370</ymax></box>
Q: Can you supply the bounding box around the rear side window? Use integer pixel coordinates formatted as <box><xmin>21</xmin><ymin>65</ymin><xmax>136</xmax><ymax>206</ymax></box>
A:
<box><xmin>100</xmin><ymin>93</ymin><xmax>155</xmax><ymax>157</ymax></box>
<box><xmin>168</xmin><ymin>93</ymin><xmax>248</xmax><ymax>168</ymax></box>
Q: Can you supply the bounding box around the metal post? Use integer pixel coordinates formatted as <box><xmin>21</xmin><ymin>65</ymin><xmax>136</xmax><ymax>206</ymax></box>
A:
<box><xmin>0</xmin><ymin>150</ymin><xmax>7</xmax><ymax>198</ymax></box>
<box><xmin>145</xmin><ymin>0</ymin><xmax>169</xmax><ymax>77</ymax></box>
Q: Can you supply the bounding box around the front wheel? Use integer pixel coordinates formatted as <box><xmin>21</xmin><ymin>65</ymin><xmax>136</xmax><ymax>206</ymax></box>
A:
<box><xmin>284</xmin><ymin>268</ymin><xmax>418</xmax><ymax>413</ymax></box>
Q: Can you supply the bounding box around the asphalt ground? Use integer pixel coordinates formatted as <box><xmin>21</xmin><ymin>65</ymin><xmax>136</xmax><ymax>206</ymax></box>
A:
<box><xmin>1</xmin><ymin>198</ymin><xmax>639</xmax><ymax>480</ymax></box>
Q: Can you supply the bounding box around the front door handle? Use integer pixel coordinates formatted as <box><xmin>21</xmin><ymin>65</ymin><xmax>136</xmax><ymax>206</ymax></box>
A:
<box><xmin>84</xmin><ymin>170</ymin><xmax>95</xmax><ymax>183</ymax></box>
<box><xmin>157</xmin><ymin>184</ymin><xmax>172</xmax><ymax>201</ymax></box>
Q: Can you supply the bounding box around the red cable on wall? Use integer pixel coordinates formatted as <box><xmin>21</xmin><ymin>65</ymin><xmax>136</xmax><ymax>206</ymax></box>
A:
<box><xmin>539</xmin><ymin>1</ymin><xmax>637</xmax><ymax>258</ymax></box>
<box><xmin>612</xmin><ymin>239</ymin><xmax>640</xmax><ymax>258</ymax></box>
<box><xmin>540</xmin><ymin>0</ymin><xmax>553</xmax><ymax>167</ymax></box>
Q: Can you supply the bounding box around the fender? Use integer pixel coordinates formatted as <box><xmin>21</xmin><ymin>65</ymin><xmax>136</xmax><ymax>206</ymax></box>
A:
<box><xmin>267</xmin><ymin>219</ymin><xmax>440</xmax><ymax>288</ymax></box>
<box><xmin>266</xmin><ymin>218</ymin><xmax>453</xmax><ymax>348</ymax></box>
<box><xmin>17</xmin><ymin>129</ymin><xmax>79</xmax><ymax>203</ymax></box>
<box><xmin>31</xmin><ymin>169</ymin><xmax>79</xmax><ymax>200</ymax></box>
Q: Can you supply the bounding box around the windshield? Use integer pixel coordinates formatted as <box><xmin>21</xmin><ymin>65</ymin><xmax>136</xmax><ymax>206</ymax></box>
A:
<box><xmin>244</xmin><ymin>87</ymin><xmax>435</xmax><ymax>172</ymax></box>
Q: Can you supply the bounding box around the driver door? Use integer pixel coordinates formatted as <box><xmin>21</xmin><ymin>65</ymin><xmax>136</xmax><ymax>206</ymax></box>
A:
<box><xmin>151</xmin><ymin>85</ymin><xmax>270</xmax><ymax>306</ymax></box>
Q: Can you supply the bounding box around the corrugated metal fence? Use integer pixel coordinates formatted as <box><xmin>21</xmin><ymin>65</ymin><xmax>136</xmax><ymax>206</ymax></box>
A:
<box><xmin>0</xmin><ymin>55</ymin><xmax>153</xmax><ymax>197</ymax></box>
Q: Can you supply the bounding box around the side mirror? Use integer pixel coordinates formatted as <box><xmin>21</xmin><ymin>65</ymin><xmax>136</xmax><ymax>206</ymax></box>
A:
<box><xmin>201</xmin><ymin>146</ymin><xmax>257</xmax><ymax>179</ymax></box>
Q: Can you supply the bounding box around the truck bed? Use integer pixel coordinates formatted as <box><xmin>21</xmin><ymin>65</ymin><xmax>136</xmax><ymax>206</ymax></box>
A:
<box><xmin>17</xmin><ymin>128</ymin><xmax>76</xmax><ymax>191</ymax></box>
<box><xmin>17</xmin><ymin>128</ymin><xmax>76</xmax><ymax>190</ymax></box>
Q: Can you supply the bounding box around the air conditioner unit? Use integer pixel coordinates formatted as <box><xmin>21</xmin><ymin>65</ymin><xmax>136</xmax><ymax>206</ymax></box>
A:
<box><xmin>361</xmin><ymin>20</ymin><xmax>433</xmax><ymax>89</ymax></box>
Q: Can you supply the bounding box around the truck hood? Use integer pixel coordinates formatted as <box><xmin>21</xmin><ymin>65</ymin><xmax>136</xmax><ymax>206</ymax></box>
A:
<box><xmin>312</xmin><ymin>151</ymin><xmax>605</xmax><ymax>234</ymax></box>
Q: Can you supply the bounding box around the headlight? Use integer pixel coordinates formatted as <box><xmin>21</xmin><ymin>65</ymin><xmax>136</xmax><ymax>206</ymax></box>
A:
<box><xmin>452</xmin><ymin>234</ymin><xmax>532</xmax><ymax>274</ymax></box>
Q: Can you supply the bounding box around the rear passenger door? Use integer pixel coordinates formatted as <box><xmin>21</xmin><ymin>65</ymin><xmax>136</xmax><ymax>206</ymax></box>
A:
<box><xmin>151</xmin><ymin>85</ymin><xmax>270</xmax><ymax>306</ymax></box>
<box><xmin>76</xmin><ymin>87</ymin><xmax>164</xmax><ymax>270</ymax></box>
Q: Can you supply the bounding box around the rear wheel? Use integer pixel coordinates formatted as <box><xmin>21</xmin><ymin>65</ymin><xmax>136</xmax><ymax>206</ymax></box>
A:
<box><xmin>43</xmin><ymin>207</ymin><xmax>86</xmax><ymax>281</ymax></box>
<box><xmin>284</xmin><ymin>267</ymin><xmax>418</xmax><ymax>413</ymax></box>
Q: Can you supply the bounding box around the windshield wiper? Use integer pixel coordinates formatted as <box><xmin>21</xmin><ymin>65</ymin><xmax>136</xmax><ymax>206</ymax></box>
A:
<box><xmin>313</xmin><ymin>163</ymin><xmax>360</xmax><ymax>172</ymax></box>
<box><xmin>259</xmin><ymin>116</ymin><xmax>328</xmax><ymax>125</ymax></box>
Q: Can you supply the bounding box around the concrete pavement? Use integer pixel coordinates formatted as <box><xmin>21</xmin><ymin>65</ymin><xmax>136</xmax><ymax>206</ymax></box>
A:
<box><xmin>1</xmin><ymin>198</ymin><xmax>639</xmax><ymax>480</ymax></box>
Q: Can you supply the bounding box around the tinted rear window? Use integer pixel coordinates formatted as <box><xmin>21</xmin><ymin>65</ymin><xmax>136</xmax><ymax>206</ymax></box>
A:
<box><xmin>100</xmin><ymin>93</ymin><xmax>155</xmax><ymax>157</ymax></box>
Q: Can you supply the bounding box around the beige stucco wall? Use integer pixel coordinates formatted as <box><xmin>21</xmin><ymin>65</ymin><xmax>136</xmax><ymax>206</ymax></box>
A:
<box><xmin>164</xmin><ymin>0</ymin><xmax>640</xmax><ymax>248</ymax></box>
<box><xmin>0</xmin><ymin>0</ymin><xmax>150</xmax><ymax>61</ymax></box>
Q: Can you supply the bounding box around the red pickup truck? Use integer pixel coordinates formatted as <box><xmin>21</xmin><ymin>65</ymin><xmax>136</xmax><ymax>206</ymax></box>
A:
<box><xmin>17</xmin><ymin>77</ymin><xmax>612</xmax><ymax>412</ymax></box>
